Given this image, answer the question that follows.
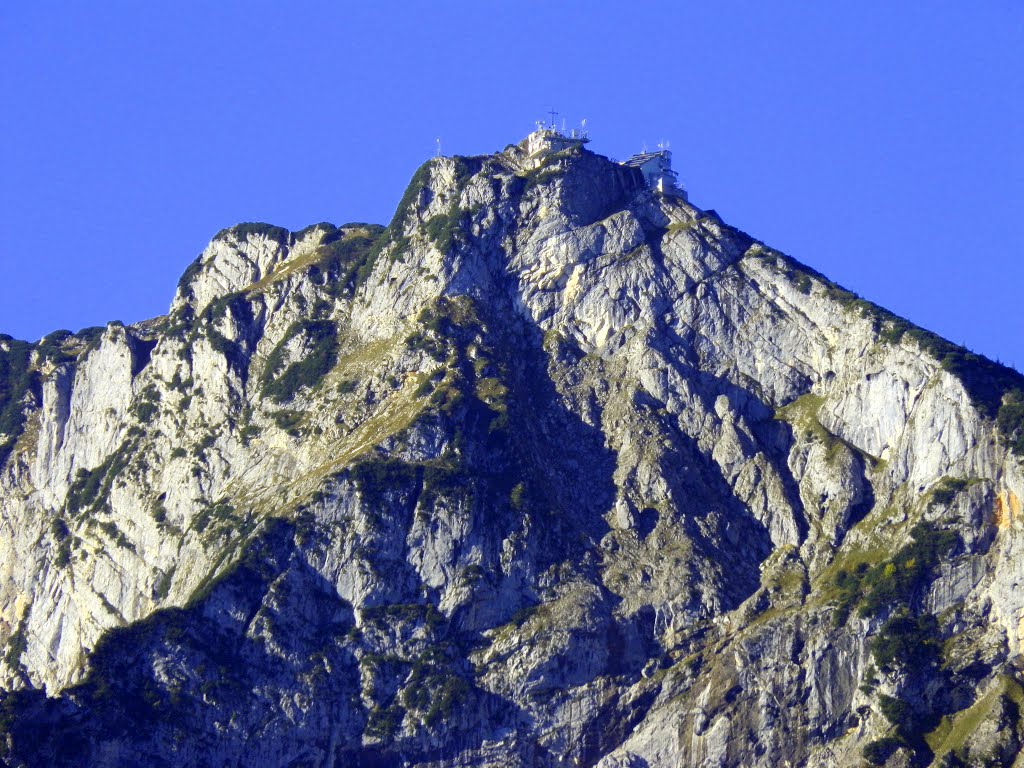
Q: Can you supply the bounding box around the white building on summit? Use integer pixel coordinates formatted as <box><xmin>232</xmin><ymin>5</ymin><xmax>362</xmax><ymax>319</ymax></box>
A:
<box><xmin>520</xmin><ymin>116</ymin><xmax>686</xmax><ymax>198</ymax></box>
<box><xmin>525</xmin><ymin>125</ymin><xmax>591</xmax><ymax>165</ymax></box>
<box><xmin>620</xmin><ymin>150</ymin><xmax>682</xmax><ymax>196</ymax></box>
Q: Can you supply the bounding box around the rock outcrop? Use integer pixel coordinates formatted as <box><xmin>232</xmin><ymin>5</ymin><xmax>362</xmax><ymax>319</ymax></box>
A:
<box><xmin>1</xmin><ymin>137</ymin><xmax>1023</xmax><ymax>767</ymax></box>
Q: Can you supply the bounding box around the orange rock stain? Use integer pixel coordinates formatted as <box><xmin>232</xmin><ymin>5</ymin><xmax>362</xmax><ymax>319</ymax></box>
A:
<box><xmin>995</xmin><ymin>489</ymin><xmax>1022</xmax><ymax>529</ymax></box>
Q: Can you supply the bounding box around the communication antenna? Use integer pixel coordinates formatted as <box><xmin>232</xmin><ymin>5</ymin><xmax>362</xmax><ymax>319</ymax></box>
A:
<box><xmin>436</xmin><ymin>137</ymin><xmax>442</xmax><ymax>157</ymax></box>
<box><xmin>581</xmin><ymin>118</ymin><xmax>587</xmax><ymax>138</ymax></box>
<box><xmin>548</xmin><ymin>108</ymin><xmax>558</xmax><ymax>129</ymax></box>
<box><xmin>561</xmin><ymin>118</ymin><xmax>566</xmax><ymax>134</ymax></box>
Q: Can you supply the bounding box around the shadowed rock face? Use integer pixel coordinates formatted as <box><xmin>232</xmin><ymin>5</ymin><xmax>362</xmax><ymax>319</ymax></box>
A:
<box><xmin>1</xmin><ymin>141</ymin><xmax>1023</xmax><ymax>767</ymax></box>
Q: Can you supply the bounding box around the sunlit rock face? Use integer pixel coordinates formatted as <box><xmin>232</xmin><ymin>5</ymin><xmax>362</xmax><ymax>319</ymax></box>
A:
<box><xmin>1</xmin><ymin>138</ymin><xmax>1023</xmax><ymax>768</ymax></box>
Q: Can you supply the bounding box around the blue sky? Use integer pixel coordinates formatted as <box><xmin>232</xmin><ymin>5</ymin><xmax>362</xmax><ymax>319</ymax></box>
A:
<box><xmin>1</xmin><ymin>2</ymin><xmax>1022</xmax><ymax>368</ymax></box>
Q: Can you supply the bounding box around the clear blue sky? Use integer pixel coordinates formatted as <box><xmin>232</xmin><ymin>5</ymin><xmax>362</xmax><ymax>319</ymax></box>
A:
<box><xmin>1</xmin><ymin>2</ymin><xmax>1022</xmax><ymax>368</ymax></box>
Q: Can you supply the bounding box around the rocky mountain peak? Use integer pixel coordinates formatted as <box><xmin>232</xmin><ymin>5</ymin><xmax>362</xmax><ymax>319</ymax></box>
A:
<box><xmin>1</xmin><ymin>134</ymin><xmax>1023</xmax><ymax>767</ymax></box>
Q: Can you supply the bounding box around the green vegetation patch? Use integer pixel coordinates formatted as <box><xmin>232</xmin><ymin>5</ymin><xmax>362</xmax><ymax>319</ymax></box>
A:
<box><xmin>97</xmin><ymin>520</ymin><xmax>134</xmax><ymax>551</ymax></box>
<box><xmin>51</xmin><ymin>518</ymin><xmax>72</xmax><ymax>567</ymax></box>
<box><xmin>775</xmin><ymin>393</ymin><xmax>828</xmax><ymax>441</ymax></box>
<box><xmin>665</xmin><ymin>220</ymin><xmax>696</xmax><ymax>235</ymax></box>
<box><xmin>830</xmin><ymin>521</ymin><xmax>965</xmax><ymax>764</ymax></box>
<box><xmin>316</xmin><ymin>228</ymin><xmax>385</xmax><ymax>299</ymax></box>
<box><xmin>36</xmin><ymin>331</ymin><xmax>77</xmax><ymax>366</ymax></box>
<box><xmin>3</xmin><ymin>615</ymin><xmax>28</xmax><ymax>673</ymax></box>
<box><xmin>64</xmin><ymin>440</ymin><xmax>136</xmax><ymax>517</ymax></box>
<box><xmin>926</xmin><ymin>675</ymin><xmax>1024</xmax><ymax>762</ymax></box>
<box><xmin>351</xmin><ymin>454</ymin><xmax>475</xmax><ymax>517</ymax></box>
<box><xmin>774</xmin><ymin>392</ymin><xmax>874</xmax><ymax>471</ymax></box>
<box><xmin>861</xmin><ymin>622</ymin><xmax>945</xmax><ymax>762</ymax></box>
<box><xmin>271</xmin><ymin>409</ymin><xmax>303</xmax><ymax>436</ymax></box>
<box><xmin>153</xmin><ymin>567</ymin><xmax>174</xmax><ymax>600</ymax></box>
<box><xmin>424</xmin><ymin>203</ymin><xmax>466</xmax><ymax>255</ymax></box>
<box><xmin>261</xmin><ymin>320</ymin><xmax>340</xmax><ymax>403</ymax></box>
<box><xmin>214</xmin><ymin>222</ymin><xmax>290</xmax><ymax>244</ymax></box>
<box><xmin>197</xmin><ymin>293</ymin><xmax>253</xmax><ymax>372</ymax></box>
<box><xmin>362</xmin><ymin>642</ymin><xmax>472</xmax><ymax>733</ymax></box>
<box><xmin>863</xmin><ymin>736</ymin><xmax>908</xmax><ymax>765</ymax></box>
<box><xmin>997</xmin><ymin>388</ymin><xmax>1024</xmax><ymax>456</ymax></box>
<box><xmin>475</xmin><ymin>376</ymin><xmax>508</xmax><ymax>412</ymax></box>
<box><xmin>402</xmin><ymin>662</ymin><xmax>469</xmax><ymax>728</ymax></box>
<box><xmin>832</xmin><ymin>522</ymin><xmax>959</xmax><ymax>626</ymax></box>
<box><xmin>0</xmin><ymin>337</ymin><xmax>36</xmax><ymax>466</ymax></box>
<box><xmin>191</xmin><ymin>499</ymin><xmax>235</xmax><ymax>535</ymax></box>
<box><xmin>871</xmin><ymin>611</ymin><xmax>942</xmax><ymax>672</ymax></box>
<box><xmin>763</xmin><ymin>253</ymin><xmax>814</xmax><ymax>294</ymax></box>
<box><xmin>421</xmin><ymin>462</ymin><xmax>473</xmax><ymax>508</ymax></box>
<box><xmin>365</xmin><ymin>702</ymin><xmax>403</xmax><ymax>740</ymax></box>
<box><xmin>175</xmin><ymin>256</ymin><xmax>205</xmax><ymax>300</ymax></box>
<box><xmin>131</xmin><ymin>384</ymin><xmax>160</xmax><ymax>424</ymax></box>
<box><xmin>928</xmin><ymin>476</ymin><xmax>979</xmax><ymax>510</ymax></box>
<box><xmin>150</xmin><ymin>496</ymin><xmax>168</xmax><ymax>527</ymax></box>
<box><xmin>351</xmin><ymin>456</ymin><xmax>420</xmax><ymax>507</ymax></box>
<box><xmin>518</xmin><ymin>153</ymin><xmax>569</xmax><ymax>194</ymax></box>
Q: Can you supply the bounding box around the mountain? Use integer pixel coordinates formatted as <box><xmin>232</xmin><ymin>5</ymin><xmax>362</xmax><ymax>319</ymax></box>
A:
<box><xmin>1</xmin><ymin>132</ymin><xmax>1024</xmax><ymax>767</ymax></box>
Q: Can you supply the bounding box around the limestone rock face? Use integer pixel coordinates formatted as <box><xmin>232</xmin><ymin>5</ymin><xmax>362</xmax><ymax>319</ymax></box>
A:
<box><xmin>1</xmin><ymin>141</ymin><xmax>1023</xmax><ymax>767</ymax></box>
